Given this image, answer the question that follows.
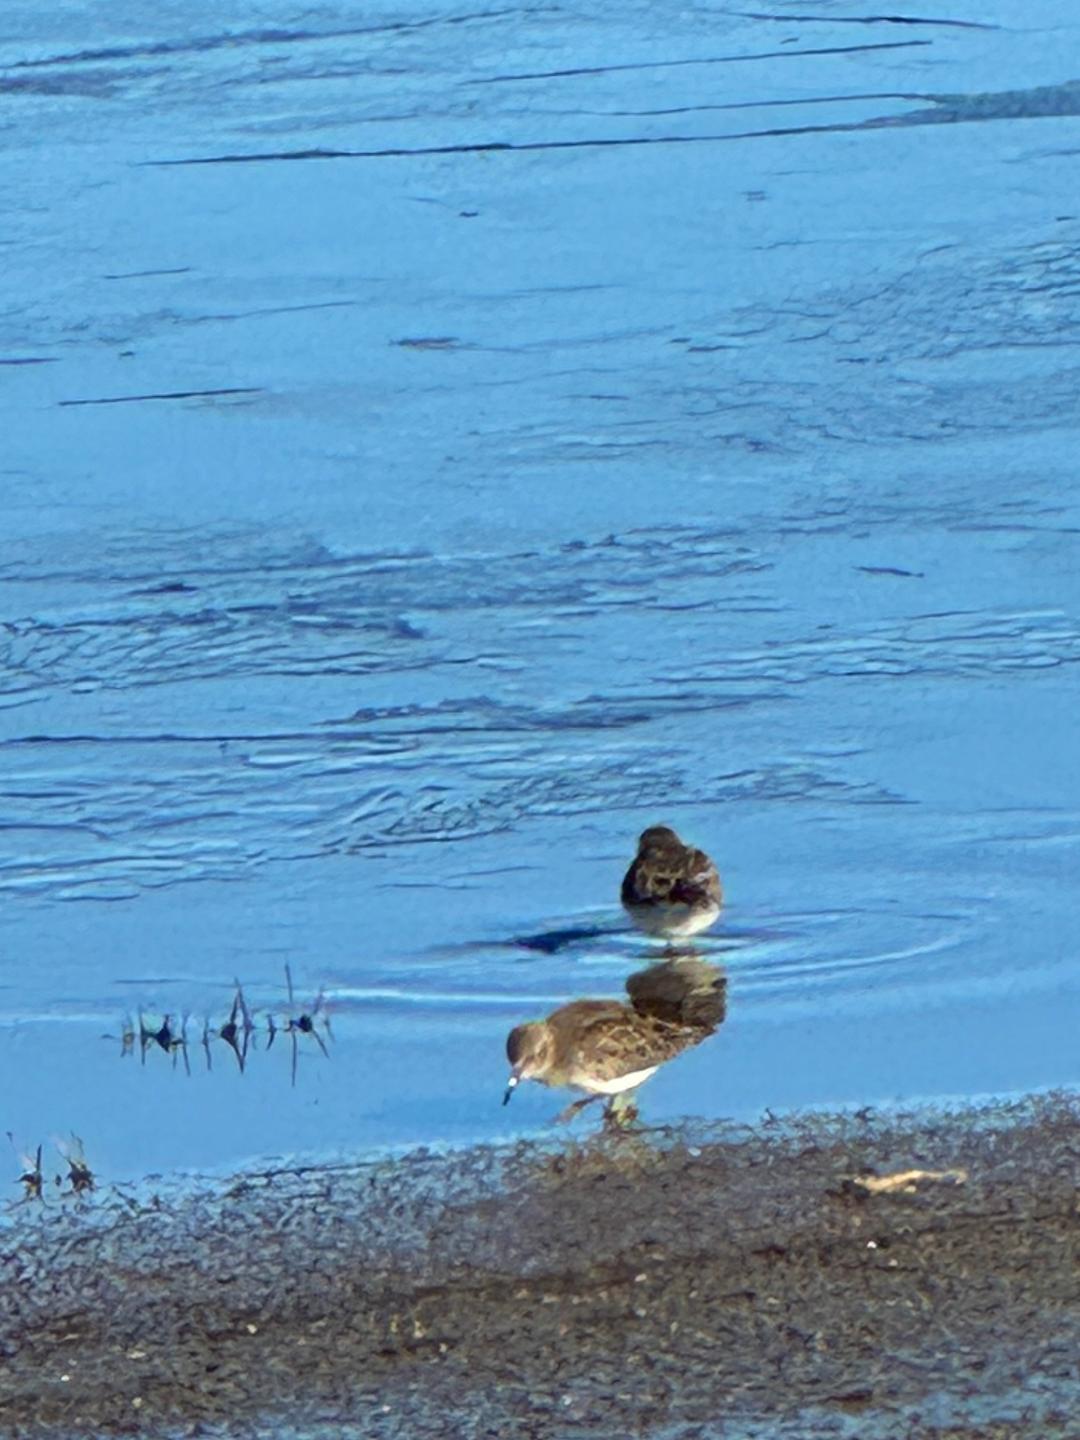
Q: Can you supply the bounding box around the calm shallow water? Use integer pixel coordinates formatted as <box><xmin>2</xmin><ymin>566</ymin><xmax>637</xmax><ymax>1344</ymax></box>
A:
<box><xmin>1</xmin><ymin>0</ymin><xmax>1079</xmax><ymax>1185</ymax></box>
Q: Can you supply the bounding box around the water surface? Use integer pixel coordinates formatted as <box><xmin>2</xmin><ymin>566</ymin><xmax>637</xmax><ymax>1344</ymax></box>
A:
<box><xmin>1</xmin><ymin>0</ymin><xmax>1078</xmax><ymax>1185</ymax></box>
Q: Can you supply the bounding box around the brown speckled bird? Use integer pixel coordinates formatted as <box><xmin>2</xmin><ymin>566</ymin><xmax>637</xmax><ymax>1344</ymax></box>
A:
<box><xmin>621</xmin><ymin>825</ymin><xmax>722</xmax><ymax>939</ymax></box>
<box><xmin>503</xmin><ymin>958</ymin><xmax>726</xmax><ymax>1124</ymax></box>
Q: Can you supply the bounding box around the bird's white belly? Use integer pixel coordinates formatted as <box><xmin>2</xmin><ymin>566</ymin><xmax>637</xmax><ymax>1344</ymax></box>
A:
<box><xmin>627</xmin><ymin>901</ymin><xmax>720</xmax><ymax>938</ymax></box>
<box><xmin>581</xmin><ymin>1065</ymin><xmax>658</xmax><ymax>1095</ymax></box>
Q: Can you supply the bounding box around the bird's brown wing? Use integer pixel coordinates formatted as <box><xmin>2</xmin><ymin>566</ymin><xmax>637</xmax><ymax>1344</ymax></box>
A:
<box><xmin>622</xmin><ymin>845</ymin><xmax>721</xmax><ymax>909</ymax></box>
<box><xmin>668</xmin><ymin>848</ymin><xmax>722</xmax><ymax>908</ymax></box>
<box><xmin>621</xmin><ymin>854</ymin><xmax>653</xmax><ymax>906</ymax></box>
<box><xmin>568</xmin><ymin>1008</ymin><xmax>707</xmax><ymax>1083</ymax></box>
<box><xmin>621</xmin><ymin>854</ymin><xmax>679</xmax><ymax>905</ymax></box>
<box><xmin>554</xmin><ymin>999</ymin><xmax>628</xmax><ymax>1026</ymax></box>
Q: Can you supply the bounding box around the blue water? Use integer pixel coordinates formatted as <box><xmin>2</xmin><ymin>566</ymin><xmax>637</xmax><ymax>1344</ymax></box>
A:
<box><xmin>1</xmin><ymin>0</ymin><xmax>1078</xmax><ymax>1185</ymax></box>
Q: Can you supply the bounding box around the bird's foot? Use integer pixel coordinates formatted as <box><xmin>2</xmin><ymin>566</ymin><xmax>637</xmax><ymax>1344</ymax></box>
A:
<box><xmin>603</xmin><ymin>1094</ymin><xmax>641</xmax><ymax>1130</ymax></box>
<box><xmin>552</xmin><ymin>1095</ymin><xmax>603</xmax><ymax>1126</ymax></box>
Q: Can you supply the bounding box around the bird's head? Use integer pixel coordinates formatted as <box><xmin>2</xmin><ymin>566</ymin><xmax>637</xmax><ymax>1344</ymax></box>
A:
<box><xmin>502</xmin><ymin>1021</ymin><xmax>553</xmax><ymax>1104</ymax></box>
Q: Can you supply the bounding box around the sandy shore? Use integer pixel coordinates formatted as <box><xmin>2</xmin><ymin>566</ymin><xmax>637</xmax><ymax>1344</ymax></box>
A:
<box><xmin>1</xmin><ymin>1093</ymin><xmax>1077</xmax><ymax>1438</ymax></box>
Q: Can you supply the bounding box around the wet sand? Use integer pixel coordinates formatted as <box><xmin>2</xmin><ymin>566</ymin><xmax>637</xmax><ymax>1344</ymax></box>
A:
<box><xmin>1</xmin><ymin>1092</ymin><xmax>1077</xmax><ymax>1438</ymax></box>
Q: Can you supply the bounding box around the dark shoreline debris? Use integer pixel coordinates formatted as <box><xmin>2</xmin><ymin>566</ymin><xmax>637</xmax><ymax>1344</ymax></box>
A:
<box><xmin>6</xmin><ymin>1137</ymin><xmax>43</xmax><ymax>1203</ymax></box>
<box><xmin>1</xmin><ymin>1092</ymin><xmax>1076</xmax><ymax>1438</ymax></box>
<box><xmin>56</xmin><ymin>1135</ymin><xmax>95</xmax><ymax>1196</ymax></box>
<box><xmin>6</xmin><ymin>1134</ymin><xmax>94</xmax><ymax>1204</ymax></box>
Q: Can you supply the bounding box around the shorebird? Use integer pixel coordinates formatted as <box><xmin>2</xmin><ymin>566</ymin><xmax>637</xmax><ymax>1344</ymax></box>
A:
<box><xmin>621</xmin><ymin>825</ymin><xmax>722</xmax><ymax>939</ymax></box>
<box><xmin>503</xmin><ymin>958</ymin><xmax>725</xmax><ymax>1124</ymax></box>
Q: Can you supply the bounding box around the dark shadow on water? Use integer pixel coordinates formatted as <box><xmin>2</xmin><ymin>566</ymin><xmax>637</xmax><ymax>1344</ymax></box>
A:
<box><xmin>510</xmin><ymin>923</ymin><xmax>617</xmax><ymax>953</ymax></box>
<box><xmin>503</xmin><ymin>919</ymin><xmax>792</xmax><ymax>955</ymax></box>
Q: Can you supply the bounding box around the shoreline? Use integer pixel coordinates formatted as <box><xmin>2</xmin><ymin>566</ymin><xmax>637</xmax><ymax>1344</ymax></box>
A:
<box><xmin>1</xmin><ymin>1091</ymin><xmax>1077</xmax><ymax>1437</ymax></box>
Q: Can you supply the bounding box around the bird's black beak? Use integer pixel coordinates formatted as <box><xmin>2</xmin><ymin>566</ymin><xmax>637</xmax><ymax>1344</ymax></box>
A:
<box><xmin>502</xmin><ymin>1073</ymin><xmax>520</xmax><ymax>1106</ymax></box>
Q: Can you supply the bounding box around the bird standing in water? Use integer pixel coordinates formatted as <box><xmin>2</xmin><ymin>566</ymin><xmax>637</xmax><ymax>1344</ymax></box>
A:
<box><xmin>621</xmin><ymin>825</ymin><xmax>722</xmax><ymax>939</ymax></box>
<box><xmin>503</xmin><ymin>958</ymin><xmax>726</xmax><ymax>1125</ymax></box>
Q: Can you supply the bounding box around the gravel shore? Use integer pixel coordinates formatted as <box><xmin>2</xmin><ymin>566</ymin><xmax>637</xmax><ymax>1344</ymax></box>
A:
<box><xmin>2</xmin><ymin>1093</ymin><xmax>1077</xmax><ymax>1438</ymax></box>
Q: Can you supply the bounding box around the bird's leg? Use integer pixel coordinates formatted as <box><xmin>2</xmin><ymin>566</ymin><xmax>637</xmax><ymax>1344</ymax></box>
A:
<box><xmin>603</xmin><ymin>1091</ymin><xmax>641</xmax><ymax>1129</ymax></box>
<box><xmin>664</xmin><ymin>940</ymin><xmax>700</xmax><ymax>960</ymax></box>
<box><xmin>553</xmin><ymin>1094</ymin><xmax>604</xmax><ymax>1125</ymax></box>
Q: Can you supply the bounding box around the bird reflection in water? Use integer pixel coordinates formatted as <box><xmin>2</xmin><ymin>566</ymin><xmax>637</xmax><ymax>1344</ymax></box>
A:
<box><xmin>503</xmin><ymin>957</ymin><xmax>726</xmax><ymax>1127</ymax></box>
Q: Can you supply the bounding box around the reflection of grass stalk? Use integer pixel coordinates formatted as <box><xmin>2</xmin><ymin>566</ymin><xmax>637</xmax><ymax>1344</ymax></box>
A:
<box><xmin>115</xmin><ymin>970</ymin><xmax>331</xmax><ymax>1085</ymax></box>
